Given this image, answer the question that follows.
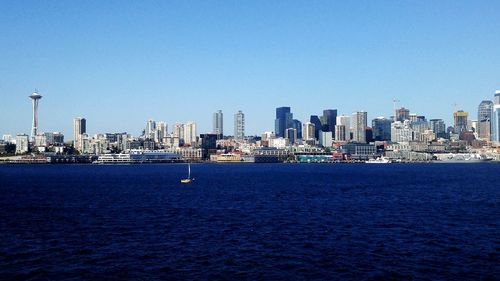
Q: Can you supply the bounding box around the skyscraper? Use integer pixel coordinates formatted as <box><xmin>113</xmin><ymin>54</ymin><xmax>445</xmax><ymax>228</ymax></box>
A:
<box><xmin>492</xmin><ymin>105</ymin><xmax>500</xmax><ymax>143</ymax></box>
<box><xmin>309</xmin><ymin>115</ymin><xmax>322</xmax><ymax>140</ymax></box>
<box><xmin>372</xmin><ymin>117</ymin><xmax>392</xmax><ymax>141</ymax></box>
<box><xmin>478</xmin><ymin>100</ymin><xmax>493</xmax><ymax>140</ymax></box>
<box><xmin>322</xmin><ymin>109</ymin><xmax>337</xmax><ymax>133</ymax></box>
<box><xmin>213</xmin><ymin>110</ymin><xmax>223</xmax><ymax>136</ymax></box>
<box><xmin>145</xmin><ymin>119</ymin><xmax>156</xmax><ymax>139</ymax></box>
<box><xmin>292</xmin><ymin>119</ymin><xmax>302</xmax><ymax>139</ymax></box>
<box><xmin>429</xmin><ymin>119</ymin><xmax>446</xmax><ymax>139</ymax></box>
<box><xmin>184</xmin><ymin>122</ymin><xmax>197</xmax><ymax>145</ymax></box>
<box><xmin>156</xmin><ymin>121</ymin><xmax>167</xmax><ymax>142</ymax></box>
<box><xmin>234</xmin><ymin>110</ymin><xmax>245</xmax><ymax>140</ymax></box>
<box><xmin>334</xmin><ymin>125</ymin><xmax>346</xmax><ymax>141</ymax></box>
<box><xmin>453</xmin><ymin>110</ymin><xmax>469</xmax><ymax>133</ymax></box>
<box><xmin>395</xmin><ymin>107</ymin><xmax>410</xmax><ymax>122</ymax></box>
<box><xmin>336</xmin><ymin>115</ymin><xmax>351</xmax><ymax>141</ymax></box>
<box><xmin>352</xmin><ymin>111</ymin><xmax>367</xmax><ymax>143</ymax></box>
<box><xmin>173</xmin><ymin>123</ymin><xmax>185</xmax><ymax>141</ymax></box>
<box><xmin>29</xmin><ymin>91</ymin><xmax>42</xmax><ymax>141</ymax></box>
<box><xmin>285</xmin><ymin>128</ymin><xmax>297</xmax><ymax>144</ymax></box>
<box><xmin>302</xmin><ymin>122</ymin><xmax>315</xmax><ymax>140</ymax></box>
<box><xmin>73</xmin><ymin>117</ymin><xmax>86</xmax><ymax>149</ymax></box>
<box><xmin>275</xmin><ymin>107</ymin><xmax>293</xmax><ymax>138</ymax></box>
<box><xmin>492</xmin><ymin>91</ymin><xmax>500</xmax><ymax>143</ymax></box>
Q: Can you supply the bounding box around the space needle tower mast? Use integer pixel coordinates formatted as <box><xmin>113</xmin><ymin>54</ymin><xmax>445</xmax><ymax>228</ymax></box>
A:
<box><xmin>29</xmin><ymin>90</ymin><xmax>42</xmax><ymax>141</ymax></box>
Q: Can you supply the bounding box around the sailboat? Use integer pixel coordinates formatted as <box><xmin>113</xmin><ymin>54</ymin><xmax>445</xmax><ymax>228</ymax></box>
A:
<box><xmin>180</xmin><ymin>163</ymin><xmax>194</xmax><ymax>184</ymax></box>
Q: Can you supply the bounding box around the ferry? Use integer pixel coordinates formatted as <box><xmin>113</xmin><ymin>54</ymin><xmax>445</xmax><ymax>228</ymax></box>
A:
<box><xmin>365</xmin><ymin>156</ymin><xmax>392</xmax><ymax>164</ymax></box>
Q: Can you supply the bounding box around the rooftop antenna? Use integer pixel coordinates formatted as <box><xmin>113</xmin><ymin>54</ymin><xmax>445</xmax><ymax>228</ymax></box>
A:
<box><xmin>452</xmin><ymin>102</ymin><xmax>459</xmax><ymax>112</ymax></box>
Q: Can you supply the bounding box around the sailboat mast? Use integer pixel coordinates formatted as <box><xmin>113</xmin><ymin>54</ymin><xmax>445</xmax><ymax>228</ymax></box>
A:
<box><xmin>188</xmin><ymin>163</ymin><xmax>191</xmax><ymax>178</ymax></box>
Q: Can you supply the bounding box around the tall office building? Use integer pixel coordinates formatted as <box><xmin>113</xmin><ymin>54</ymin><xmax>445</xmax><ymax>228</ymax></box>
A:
<box><xmin>234</xmin><ymin>110</ymin><xmax>245</xmax><ymax>140</ymax></box>
<box><xmin>303</xmin><ymin>122</ymin><xmax>315</xmax><ymax>140</ymax></box>
<box><xmin>29</xmin><ymin>91</ymin><xmax>42</xmax><ymax>141</ymax></box>
<box><xmin>309</xmin><ymin>115</ymin><xmax>322</xmax><ymax>140</ymax></box>
<box><xmin>322</xmin><ymin>109</ymin><xmax>337</xmax><ymax>133</ymax></box>
<box><xmin>156</xmin><ymin>121</ymin><xmax>167</xmax><ymax>142</ymax></box>
<box><xmin>285</xmin><ymin>128</ymin><xmax>297</xmax><ymax>144</ymax></box>
<box><xmin>395</xmin><ymin>107</ymin><xmax>410</xmax><ymax>122</ymax></box>
<box><xmin>275</xmin><ymin>107</ymin><xmax>293</xmax><ymax>138</ymax></box>
<box><xmin>429</xmin><ymin>119</ymin><xmax>446</xmax><ymax>139</ymax></box>
<box><xmin>492</xmin><ymin>105</ymin><xmax>500</xmax><ymax>143</ymax></box>
<box><xmin>213</xmin><ymin>110</ymin><xmax>223</xmax><ymax>136</ymax></box>
<box><xmin>477</xmin><ymin>100</ymin><xmax>493</xmax><ymax>140</ymax></box>
<box><xmin>372</xmin><ymin>117</ymin><xmax>392</xmax><ymax>141</ymax></box>
<box><xmin>184</xmin><ymin>122</ymin><xmax>197</xmax><ymax>145</ymax></box>
<box><xmin>334</xmin><ymin>125</ymin><xmax>346</xmax><ymax>141</ymax></box>
<box><xmin>173</xmin><ymin>123</ymin><xmax>185</xmax><ymax>140</ymax></box>
<box><xmin>145</xmin><ymin>119</ymin><xmax>157</xmax><ymax>139</ymax></box>
<box><xmin>73</xmin><ymin>117</ymin><xmax>87</xmax><ymax>149</ymax></box>
<box><xmin>492</xmin><ymin>91</ymin><xmax>500</xmax><ymax>143</ymax></box>
<box><xmin>292</xmin><ymin>119</ymin><xmax>302</xmax><ymax>139</ymax></box>
<box><xmin>352</xmin><ymin>111</ymin><xmax>367</xmax><ymax>143</ymax></box>
<box><xmin>453</xmin><ymin>110</ymin><xmax>469</xmax><ymax>133</ymax></box>
<box><xmin>391</xmin><ymin>120</ymin><xmax>414</xmax><ymax>142</ymax></box>
<box><xmin>336</xmin><ymin>115</ymin><xmax>351</xmax><ymax>141</ymax></box>
<box><xmin>319</xmin><ymin>130</ymin><xmax>333</xmax><ymax>147</ymax></box>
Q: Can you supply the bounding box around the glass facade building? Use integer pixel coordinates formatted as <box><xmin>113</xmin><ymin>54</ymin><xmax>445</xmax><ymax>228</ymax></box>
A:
<box><xmin>275</xmin><ymin>107</ymin><xmax>293</xmax><ymax>138</ymax></box>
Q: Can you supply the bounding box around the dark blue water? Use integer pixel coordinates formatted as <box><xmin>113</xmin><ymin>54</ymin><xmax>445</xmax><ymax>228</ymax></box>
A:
<box><xmin>0</xmin><ymin>164</ymin><xmax>498</xmax><ymax>280</ymax></box>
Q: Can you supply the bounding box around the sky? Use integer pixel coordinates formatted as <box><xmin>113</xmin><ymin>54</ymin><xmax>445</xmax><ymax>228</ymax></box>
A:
<box><xmin>1</xmin><ymin>0</ymin><xmax>500</xmax><ymax>139</ymax></box>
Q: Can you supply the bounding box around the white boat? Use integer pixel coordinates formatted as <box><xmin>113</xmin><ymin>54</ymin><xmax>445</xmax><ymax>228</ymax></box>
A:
<box><xmin>365</xmin><ymin>156</ymin><xmax>392</xmax><ymax>164</ymax></box>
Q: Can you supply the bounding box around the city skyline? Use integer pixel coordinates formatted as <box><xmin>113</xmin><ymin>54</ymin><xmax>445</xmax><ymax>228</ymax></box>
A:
<box><xmin>1</xmin><ymin>1</ymin><xmax>500</xmax><ymax>137</ymax></box>
<box><xmin>1</xmin><ymin>91</ymin><xmax>499</xmax><ymax>139</ymax></box>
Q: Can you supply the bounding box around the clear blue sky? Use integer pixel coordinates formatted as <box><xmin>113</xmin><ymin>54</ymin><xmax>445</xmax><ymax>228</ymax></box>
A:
<box><xmin>1</xmin><ymin>0</ymin><xmax>499</xmax><ymax>138</ymax></box>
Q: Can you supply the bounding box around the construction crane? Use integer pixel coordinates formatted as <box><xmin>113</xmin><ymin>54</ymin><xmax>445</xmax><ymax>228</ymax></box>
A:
<box><xmin>392</xmin><ymin>98</ymin><xmax>400</xmax><ymax>114</ymax></box>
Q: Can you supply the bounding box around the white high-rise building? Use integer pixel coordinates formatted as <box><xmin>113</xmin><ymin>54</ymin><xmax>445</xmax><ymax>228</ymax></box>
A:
<box><xmin>184</xmin><ymin>122</ymin><xmax>197</xmax><ymax>146</ymax></box>
<box><xmin>335</xmin><ymin>125</ymin><xmax>346</xmax><ymax>141</ymax></box>
<box><xmin>156</xmin><ymin>121</ymin><xmax>167</xmax><ymax>142</ymax></box>
<box><xmin>319</xmin><ymin>130</ymin><xmax>333</xmax><ymax>147</ymax></box>
<box><xmin>173</xmin><ymin>123</ymin><xmax>185</xmax><ymax>140</ymax></box>
<box><xmin>336</xmin><ymin>115</ymin><xmax>351</xmax><ymax>140</ymax></box>
<box><xmin>302</xmin><ymin>122</ymin><xmax>315</xmax><ymax>140</ymax></box>
<box><xmin>391</xmin><ymin>120</ymin><xmax>416</xmax><ymax>143</ymax></box>
<box><xmin>492</xmin><ymin>105</ymin><xmax>500</xmax><ymax>143</ymax></box>
<box><xmin>213</xmin><ymin>110</ymin><xmax>223</xmax><ymax>136</ymax></box>
<box><xmin>145</xmin><ymin>119</ymin><xmax>156</xmax><ymax>139</ymax></box>
<box><xmin>73</xmin><ymin>117</ymin><xmax>86</xmax><ymax>151</ymax></box>
<box><xmin>15</xmin><ymin>134</ymin><xmax>29</xmax><ymax>154</ymax></box>
<box><xmin>352</xmin><ymin>111</ymin><xmax>367</xmax><ymax>143</ymax></box>
<box><xmin>234</xmin><ymin>110</ymin><xmax>245</xmax><ymax>140</ymax></box>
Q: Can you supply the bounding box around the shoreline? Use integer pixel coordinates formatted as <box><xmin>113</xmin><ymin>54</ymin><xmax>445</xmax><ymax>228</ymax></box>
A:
<box><xmin>1</xmin><ymin>160</ymin><xmax>498</xmax><ymax>165</ymax></box>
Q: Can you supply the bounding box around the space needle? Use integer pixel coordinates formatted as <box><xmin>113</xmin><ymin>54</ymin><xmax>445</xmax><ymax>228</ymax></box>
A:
<box><xmin>29</xmin><ymin>90</ymin><xmax>42</xmax><ymax>141</ymax></box>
